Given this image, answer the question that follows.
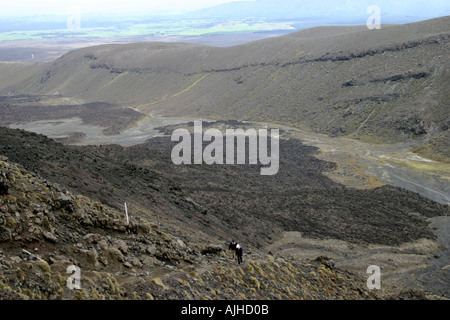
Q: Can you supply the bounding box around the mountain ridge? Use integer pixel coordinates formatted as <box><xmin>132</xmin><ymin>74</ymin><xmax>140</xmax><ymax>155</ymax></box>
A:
<box><xmin>1</xmin><ymin>16</ymin><xmax>448</xmax><ymax>161</ymax></box>
<box><xmin>184</xmin><ymin>0</ymin><xmax>450</xmax><ymax>21</ymax></box>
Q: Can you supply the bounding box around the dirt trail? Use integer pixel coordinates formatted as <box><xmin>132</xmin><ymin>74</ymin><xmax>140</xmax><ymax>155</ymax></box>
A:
<box><xmin>414</xmin><ymin>216</ymin><xmax>450</xmax><ymax>296</ymax></box>
<box><xmin>264</xmin><ymin>230</ymin><xmax>448</xmax><ymax>296</ymax></box>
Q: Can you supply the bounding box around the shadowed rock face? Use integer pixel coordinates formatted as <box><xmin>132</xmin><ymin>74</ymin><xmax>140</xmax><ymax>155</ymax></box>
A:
<box><xmin>0</xmin><ymin>178</ymin><xmax>8</xmax><ymax>196</ymax></box>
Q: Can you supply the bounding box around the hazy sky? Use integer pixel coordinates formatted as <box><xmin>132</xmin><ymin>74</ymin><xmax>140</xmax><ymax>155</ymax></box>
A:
<box><xmin>2</xmin><ymin>0</ymin><xmax>449</xmax><ymax>17</ymax></box>
<box><xmin>2</xmin><ymin>0</ymin><xmax>252</xmax><ymax>15</ymax></box>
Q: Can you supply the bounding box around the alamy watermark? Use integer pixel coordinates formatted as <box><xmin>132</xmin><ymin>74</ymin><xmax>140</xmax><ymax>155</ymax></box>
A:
<box><xmin>171</xmin><ymin>121</ymin><xmax>279</xmax><ymax>175</ymax></box>
<box><xmin>67</xmin><ymin>265</ymin><xmax>81</xmax><ymax>290</ymax></box>
<box><xmin>67</xmin><ymin>6</ymin><xmax>81</xmax><ymax>30</ymax></box>
<box><xmin>367</xmin><ymin>5</ymin><xmax>381</xmax><ymax>30</ymax></box>
<box><xmin>366</xmin><ymin>265</ymin><xmax>381</xmax><ymax>290</ymax></box>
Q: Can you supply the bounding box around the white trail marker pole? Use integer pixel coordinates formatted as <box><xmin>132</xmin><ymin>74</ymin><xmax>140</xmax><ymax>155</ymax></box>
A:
<box><xmin>124</xmin><ymin>202</ymin><xmax>129</xmax><ymax>226</ymax></box>
<box><xmin>22</xmin><ymin>249</ymin><xmax>46</xmax><ymax>262</ymax></box>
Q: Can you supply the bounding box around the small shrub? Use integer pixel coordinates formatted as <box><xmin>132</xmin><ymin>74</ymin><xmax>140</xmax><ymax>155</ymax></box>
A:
<box><xmin>152</xmin><ymin>277</ymin><xmax>169</xmax><ymax>290</ymax></box>
<box><xmin>249</xmin><ymin>276</ymin><xmax>261</xmax><ymax>290</ymax></box>
<box><xmin>39</xmin><ymin>261</ymin><xmax>51</xmax><ymax>273</ymax></box>
<box><xmin>16</xmin><ymin>268</ymin><xmax>25</xmax><ymax>281</ymax></box>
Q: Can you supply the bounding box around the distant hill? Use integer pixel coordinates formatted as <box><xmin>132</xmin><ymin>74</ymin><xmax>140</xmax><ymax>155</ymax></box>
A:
<box><xmin>185</xmin><ymin>0</ymin><xmax>450</xmax><ymax>21</ymax></box>
<box><xmin>0</xmin><ymin>16</ymin><xmax>449</xmax><ymax>160</ymax></box>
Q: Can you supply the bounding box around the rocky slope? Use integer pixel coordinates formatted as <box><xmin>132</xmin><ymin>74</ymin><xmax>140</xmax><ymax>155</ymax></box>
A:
<box><xmin>0</xmin><ymin>126</ymin><xmax>449</xmax><ymax>300</ymax></box>
<box><xmin>0</xmin><ymin>155</ymin><xmax>394</xmax><ymax>300</ymax></box>
<box><xmin>0</xmin><ymin>126</ymin><xmax>447</xmax><ymax>251</ymax></box>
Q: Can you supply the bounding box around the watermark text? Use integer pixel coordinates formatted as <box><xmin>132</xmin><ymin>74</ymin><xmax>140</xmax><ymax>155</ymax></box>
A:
<box><xmin>171</xmin><ymin>121</ymin><xmax>279</xmax><ymax>175</ymax></box>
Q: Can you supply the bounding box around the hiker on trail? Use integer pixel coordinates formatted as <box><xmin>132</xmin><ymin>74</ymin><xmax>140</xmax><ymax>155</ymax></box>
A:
<box><xmin>229</xmin><ymin>240</ymin><xmax>237</xmax><ymax>259</ymax></box>
<box><xmin>235</xmin><ymin>244</ymin><xmax>243</xmax><ymax>265</ymax></box>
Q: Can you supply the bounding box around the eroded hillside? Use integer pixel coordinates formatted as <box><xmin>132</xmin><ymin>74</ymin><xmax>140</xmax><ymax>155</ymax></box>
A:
<box><xmin>0</xmin><ymin>17</ymin><xmax>448</xmax><ymax>160</ymax></box>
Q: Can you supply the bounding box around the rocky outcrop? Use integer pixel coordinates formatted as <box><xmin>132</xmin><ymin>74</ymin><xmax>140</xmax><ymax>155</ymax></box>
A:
<box><xmin>0</xmin><ymin>156</ymin><xmax>206</xmax><ymax>300</ymax></box>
